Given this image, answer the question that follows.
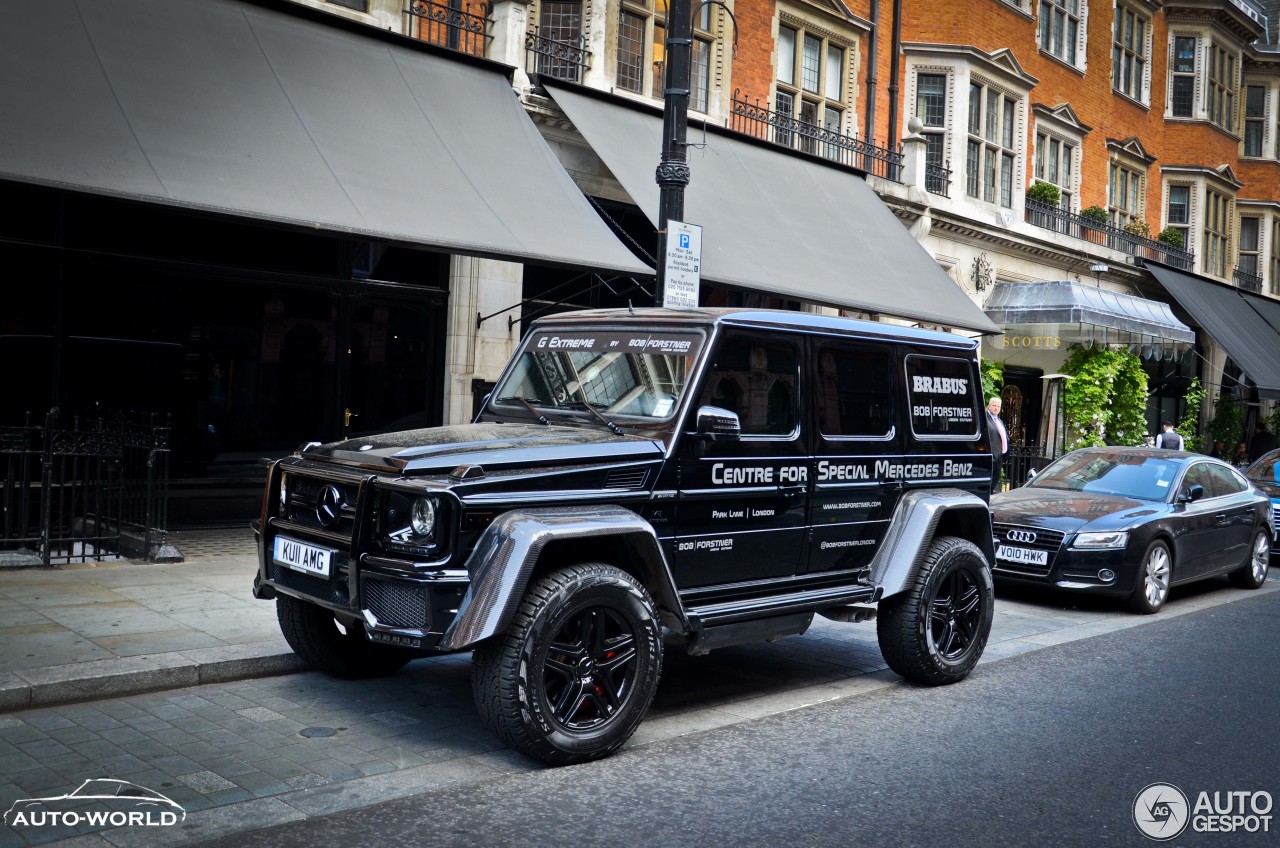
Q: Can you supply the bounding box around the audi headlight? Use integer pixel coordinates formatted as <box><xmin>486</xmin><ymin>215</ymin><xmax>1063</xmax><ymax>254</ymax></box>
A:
<box><xmin>1072</xmin><ymin>530</ymin><xmax>1128</xmax><ymax>549</ymax></box>
<box><xmin>410</xmin><ymin>497</ymin><xmax>436</xmax><ymax>539</ymax></box>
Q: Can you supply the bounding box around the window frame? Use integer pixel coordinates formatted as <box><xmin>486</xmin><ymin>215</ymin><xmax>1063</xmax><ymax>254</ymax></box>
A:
<box><xmin>1238</xmin><ymin>215</ymin><xmax>1261</xmax><ymax>277</ymax></box>
<box><xmin>773</xmin><ymin>18</ymin><xmax>853</xmax><ymax>157</ymax></box>
<box><xmin>1038</xmin><ymin>0</ymin><xmax>1085</xmax><ymax>68</ymax></box>
<box><xmin>916</xmin><ymin>72</ymin><xmax>950</xmax><ymax>192</ymax></box>
<box><xmin>1272</xmin><ymin>218</ymin><xmax>1280</xmax><ymax>295</ymax></box>
<box><xmin>1111</xmin><ymin>3</ymin><xmax>1150</xmax><ymax>104</ymax></box>
<box><xmin>1243</xmin><ymin>83</ymin><xmax>1267</xmax><ymax>157</ymax></box>
<box><xmin>1203</xmin><ymin>188</ymin><xmax>1232</xmax><ymax>278</ymax></box>
<box><xmin>1206</xmin><ymin>42</ymin><xmax>1237</xmax><ymax>132</ymax></box>
<box><xmin>1035</xmin><ymin>129</ymin><xmax>1076</xmax><ymax>210</ymax></box>
<box><xmin>1107</xmin><ymin>161</ymin><xmax>1144</xmax><ymax>229</ymax></box>
<box><xmin>1165</xmin><ymin>182</ymin><xmax>1192</xmax><ymax>251</ymax></box>
<box><xmin>1170</xmin><ymin>35</ymin><xmax>1197</xmax><ymax>118</ymax></box>
<box><xmin>965</xmin><ymin>78</ymin><xmax>1020</xmax><ymax>208</ymax></box>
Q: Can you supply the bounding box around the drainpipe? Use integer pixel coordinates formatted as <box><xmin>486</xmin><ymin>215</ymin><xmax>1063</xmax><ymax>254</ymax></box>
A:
<box><xmin>886</xmin><ymin>0</ymin><xmax>902</xmax><ymax>151</ymax></box>
<box><xmin>864</xmin><ymin>0</ymin><xmax>878</xmax><ymax>144</ymax></box>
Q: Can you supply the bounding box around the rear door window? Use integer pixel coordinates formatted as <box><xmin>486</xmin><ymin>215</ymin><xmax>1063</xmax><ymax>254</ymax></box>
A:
<box><xmin>903</xmin><ymin>354</ymin><xmax>981</xmax><ymax>440</ymax></box>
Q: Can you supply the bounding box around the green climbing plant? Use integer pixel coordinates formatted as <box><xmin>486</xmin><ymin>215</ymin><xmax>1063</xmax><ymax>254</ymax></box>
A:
<box><xmin>1176</xmin><ymin>376</ymin><xmax>1206</xmax><ymax>454</ymax></box>
<box><xmin>980</xmin><ymin>359</ymin><xmax>1004</xmax><ymax>404</ymax></box>
<box><xmin>1060</xmin><ymin>344</ymin><xmax>1149</xmax><ymax>449</ymax></box>
<box><xmin>1207</xmin><ymin>388</ymin><xmax>1245</xmax><ymax>455</ymax></box>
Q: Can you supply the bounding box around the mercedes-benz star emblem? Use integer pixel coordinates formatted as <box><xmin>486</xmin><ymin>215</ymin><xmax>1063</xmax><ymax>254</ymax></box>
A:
<box><xmin>1007</xmin><ymin>529</ymin><xmax>1037</xmax><ymax>544</ymax></box>
<box><xmin>315</xmin><ymin>486</ymin><xmax>344</xmax><ymax>529</ymax></box>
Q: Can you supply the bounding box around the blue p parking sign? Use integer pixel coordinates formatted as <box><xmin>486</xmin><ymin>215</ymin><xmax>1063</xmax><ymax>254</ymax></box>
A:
<box><xmin>679</xmin><ymin>232</ymin><xmax>690</xmax><ymax>250</ymax></box>
<box><xmin>663</xmin><ymin>220</ymin><xmax>702</xmax><ymax>309</ymax></box>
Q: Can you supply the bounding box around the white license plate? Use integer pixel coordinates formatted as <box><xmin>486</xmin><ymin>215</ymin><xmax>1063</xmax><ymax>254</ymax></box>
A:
<box><xmin>996</xmin><ymin>544</ymin><xmax>1048</xmax><ymax>566</ymax></box>
<box><xmin>273</xmin><ymin>535</ymin><xmax>334</xmax><ymax>578</ymax></box>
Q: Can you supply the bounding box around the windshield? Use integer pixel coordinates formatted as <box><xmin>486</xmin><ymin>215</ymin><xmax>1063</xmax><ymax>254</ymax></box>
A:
<box><xmin>1026</xmin><ymin>451</ymin><xmax>1182</xmax><ymax>502</ymax></box>
<box><xmin>1247</xmin><ymin>451</ymin><xmax>1280</xmax><ymax>484</ymax></box>
<box><xmin>490</xmin><ymin>328</ymin><xmax>704</xmax><ymax>423</ymax></box>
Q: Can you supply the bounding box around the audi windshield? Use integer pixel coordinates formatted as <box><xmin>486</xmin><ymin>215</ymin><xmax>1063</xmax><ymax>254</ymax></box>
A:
<box><xmin>1026</xmin><ymin>451</ymin><xmax>1183</xmax><ymax>502</ymax></box>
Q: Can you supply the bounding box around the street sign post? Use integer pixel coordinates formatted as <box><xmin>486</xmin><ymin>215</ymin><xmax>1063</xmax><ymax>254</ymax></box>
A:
<box><xmin>662</xmin><ymin>220</ymin><xmax>701</xmax><ymax>309</ymax></box>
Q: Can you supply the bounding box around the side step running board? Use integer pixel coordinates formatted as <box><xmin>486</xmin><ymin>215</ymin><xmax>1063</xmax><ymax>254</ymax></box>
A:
<box><xmin>685</xmin><ymin>584</ymin><xmax>878</xmax><ymax>629</ymax></box>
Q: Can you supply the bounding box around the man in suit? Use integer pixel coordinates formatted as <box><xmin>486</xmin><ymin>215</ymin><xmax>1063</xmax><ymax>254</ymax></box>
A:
<box><xmin>986</xmin><ymin>396</ymin><xmax>1008</xmax><ymax>495</ymax></box>
<box><xmin>1156</xmin><ymin>421</ymin><xmax>1184</xmax><ymax>450</ymax></box>
<box><xmin>1247</xmin><ymin>421</ymin><xmax>1277</xmax><ymax>463</ymax></box>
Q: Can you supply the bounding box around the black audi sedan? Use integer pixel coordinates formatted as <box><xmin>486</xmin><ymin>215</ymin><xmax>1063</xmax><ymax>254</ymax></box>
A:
<box><xmin>1243</xmin><ymin>448</ymin><xmax>1280</xmax><ymax>550</ymax></box>
<box><xmin>991</xmin><ymin>447</ymin><xmax>1272</xmax><ymax>613</ymax></box>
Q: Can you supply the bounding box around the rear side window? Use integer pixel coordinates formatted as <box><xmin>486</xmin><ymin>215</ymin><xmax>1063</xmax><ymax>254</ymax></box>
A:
<box><xmin>1206</xmin><ymin>463</ymin><xmax>1248</xmax><ymax>497</ymax></box>
<box><xmin>816</xmin><ymin>343</ymin><xmax>894</xmax><ymax>438</ymax></box>
<box><xmin>904</xmin><ymin>354</ymin><xmax>980</xmax><ymax>439</ymax></box>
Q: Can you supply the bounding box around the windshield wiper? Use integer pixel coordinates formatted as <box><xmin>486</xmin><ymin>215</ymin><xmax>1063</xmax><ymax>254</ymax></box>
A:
<box><xmin>569</xmin><ymin>398</ymin><xmax>624</xmax><ymax>436</ymax></box>
<box><xmin>514</xmin><ymin>397</ymin><xmax>550</xmax><ymax>426</ymax></box>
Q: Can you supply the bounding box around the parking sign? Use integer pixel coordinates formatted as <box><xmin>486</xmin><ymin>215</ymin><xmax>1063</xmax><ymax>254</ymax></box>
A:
<box><xmin>663</xmin><ymin>220</ymin><xmax>701</xmax><ymax>309</ymax></box>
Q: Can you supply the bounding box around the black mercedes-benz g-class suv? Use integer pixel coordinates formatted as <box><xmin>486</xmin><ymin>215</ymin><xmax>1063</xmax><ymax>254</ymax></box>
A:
<box><xmin>253</xmin><ymin>308</ymin><xmax>998</xmax><ymax>764</ymax></box>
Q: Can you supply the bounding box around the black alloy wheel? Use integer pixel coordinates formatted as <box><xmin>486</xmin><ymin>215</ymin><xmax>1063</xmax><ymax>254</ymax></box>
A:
<box><xmin>472</xmin><ymin>563</ymin><xmax>663</xmax><ymax>765</ymax></box>
<box><xmin>877</xmin><ymin>536</ymin><xmax>995</xmax><ymax>685</ymax></box>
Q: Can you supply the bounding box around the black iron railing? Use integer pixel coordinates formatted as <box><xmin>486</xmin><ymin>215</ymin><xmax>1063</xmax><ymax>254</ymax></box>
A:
<box><xmin>728</xmin><ymin>91</ymin><xmax>903</xmax><ymax>182</ymax></box>
<box><xmin>1</xmin><ymin>409</ymin><xmax>172</xmax><ymax>566</ymax></box>
<box><xmin>406</xmin><ymin>0</ymin><xmax>493</xmax><ymax>57</ymax></box>
<box><xmin>925</xmin><ymin>159</ymin><xmax>951</xmax><ymax>197</ymax></box>
<box><xmin>1003</xmin><ymin>443</ymin><xmax>1056</xmax><ymax>490</ymax></box>
<box><xmin>1233</xmin><ymin>266</ymin><xmax>1263</xmax><ymax>293</ymax></box>
<box><xmin>1024</xmin><ymin>199</ymin><xmax>1195</xmax><ymax>270</ymax></box>
<box><xmin>525</xmin><ymin>27</ymin><xmax>590</xmax><ymax>83</ymax></box>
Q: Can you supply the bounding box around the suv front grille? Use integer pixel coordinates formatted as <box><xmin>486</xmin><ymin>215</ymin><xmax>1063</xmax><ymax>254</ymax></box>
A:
<box><xmin>992</xmin><ymin>523</ymin><xmax>1065</xmax><ymax>577</ymax></box>
<box><xmin>365</xmin><ymin>578</ymin><xmax>429</xmax><ymax>629</ymax></box>
<box><xmin>282</xmin><ymin>474</ymin><xmax>359</xmax><ymax>537</ymax></box>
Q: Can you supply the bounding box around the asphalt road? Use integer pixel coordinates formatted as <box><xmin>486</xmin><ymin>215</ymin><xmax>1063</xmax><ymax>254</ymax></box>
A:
<box><xmin>194</xmin><ymin>589</ymin><xmax>1280</xmax><ymax>848</ymax></box>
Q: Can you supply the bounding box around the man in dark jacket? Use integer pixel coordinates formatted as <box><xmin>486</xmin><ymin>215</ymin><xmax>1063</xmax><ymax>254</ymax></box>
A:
<box><xmin>1156</xmin><ymin>421</ymin><xmax>1184</xmax><ymax>450</ymax></box>
<box><xmin>1247</xmin><ymin>422</ymin><xmax>1277</xmax><ymax>463</ymax></box>
<box><xmin>986</xmin><ymin>396</ymin><xmax>1008</xmax><ymax>494</ymax></box>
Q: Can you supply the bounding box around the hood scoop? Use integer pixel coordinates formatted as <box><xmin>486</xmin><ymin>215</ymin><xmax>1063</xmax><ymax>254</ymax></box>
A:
<box><xmin>604</xmin><ymin>468</ymin><xmax>649</xmax><ymax>490</ymax></box>
<box><xmin>450</xmin><ymin>464</ymin><xmax>486</xmax><ymax>482</ymax></box>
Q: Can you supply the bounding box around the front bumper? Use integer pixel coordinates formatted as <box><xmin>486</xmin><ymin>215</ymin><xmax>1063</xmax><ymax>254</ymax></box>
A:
<box><xmin>992</xmin><ymin>522</ymin><xmax>1137</xmax><ymax>597</ymax></box>
<box><xmin>253</xmin><ymin>462</ymin><xmax>469</xmax><ymax>651</ymax></box>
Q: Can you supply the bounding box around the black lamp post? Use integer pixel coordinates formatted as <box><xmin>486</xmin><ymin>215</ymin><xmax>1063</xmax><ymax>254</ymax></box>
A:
<box><xmin>654</xmin><ymin>0</ymin><xmax>735</xmax><ymax>307</ymax></box>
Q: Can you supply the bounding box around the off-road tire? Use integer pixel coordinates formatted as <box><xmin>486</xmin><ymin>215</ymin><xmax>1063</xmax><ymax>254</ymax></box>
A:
<box><xmin>471</xmin><ymin>563</ymin><xmax>663</xmax><ymax>766</ymax></box>
<box><xmin>1126</xmin><ymin>540</ymin><xmax>1172</xmax><ymax>614</ymax></box>
<box><xmin>276</xmin><ymin>594</ymin><xmax>414</xmax><ymax>679</ymax></box>
<box><xmin>1228</xmin><ymin>529</ymin><xmax>1271</xmax><ymax>589</ymax></box>
<box><xmin>876</xmin><ymin>536</ymin><xmax>994</xmax><ymax>685</ymax></box>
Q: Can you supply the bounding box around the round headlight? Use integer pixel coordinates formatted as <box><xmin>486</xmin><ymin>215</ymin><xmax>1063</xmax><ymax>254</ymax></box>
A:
<box><xmin>410</xmin><ymin>497</ymin><xmax>436</xmax><ymax>538</ymax></box>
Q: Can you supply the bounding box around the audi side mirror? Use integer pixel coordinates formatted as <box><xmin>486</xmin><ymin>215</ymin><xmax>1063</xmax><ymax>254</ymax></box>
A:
<box><xmin>694</xmin><ymin>405</ymin><xmax>741</xmax><ymax>442</ymax></box>
<box><xmin>1179</xmin><ymin>483</ymin><xmax>1205</xmax><ymax>503</ymax></box>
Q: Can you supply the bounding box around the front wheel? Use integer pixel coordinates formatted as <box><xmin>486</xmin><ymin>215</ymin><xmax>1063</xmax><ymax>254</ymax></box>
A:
<box><xmin>1228</xmin><ymin>529</ymin><xmax>1271</xmax><ymax>589</ymax></box>
<box><xmin>276</xmin><ymin>594</ymin><xmax>414</xmax><ymax>679</ymax></box>
<box><xmin>1126</xmin><ymin>540</ymin><xmax>1172</xmax><ymax>614</ymax></box>
<box><xmin>876</xmin><ymin>536</ymin><xmax>994</xmax><ymax>685</ymax></box>
<box><xmin>472</xmin><ymin>563</ymin><xmax>663</xmax><ymax>765</ymax></box>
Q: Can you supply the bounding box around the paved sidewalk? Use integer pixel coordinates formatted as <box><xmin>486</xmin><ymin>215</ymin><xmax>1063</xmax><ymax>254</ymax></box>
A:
<box><xmin>0</xmin><ymin>530</ymin><xmax>1276</xmax><ymax>847</ymax></box>
<box><xmin>0</xmin><ymin>529</ymin><xmax>304</xmax><ymax>713</ymax></box>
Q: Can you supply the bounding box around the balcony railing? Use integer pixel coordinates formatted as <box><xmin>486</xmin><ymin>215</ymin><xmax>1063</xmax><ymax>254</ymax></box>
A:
<box><xmin>406</xmin><ymin>0</ymin><xmax>492</xmax><ymax>57</ymax></box>
<box><xmin>1024</xmin><ymin>199</ymin><xmax>1195</xmax><ymax>270</ymax></box>
<box><xmin>525</xmin><ymin>28</ymin><xmax>590</xmax><ymax>84</ymax></box>
<box><xmin>1234</xmin><ymin>266</ymin><xmax>1263</xmax><ymax>292</ymax></box>
<box><xmin>728</xmin><ymin>91</ymin><xmax>902</xmax><ymax>183</ymax></box>
<box><xmin>925</xmin><ymin>160</ymin><xmax>952</xmax><ymax>197</ymax></box>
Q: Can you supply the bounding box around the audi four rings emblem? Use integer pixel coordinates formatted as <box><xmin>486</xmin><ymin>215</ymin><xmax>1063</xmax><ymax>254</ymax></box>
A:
<box><xmin>315</xmin><ymin>486</ymin><xmax>344</xmax><ymax>528</ymax></box>
<box><xmin>1006</xmin><ymin>529</ymin><xmax>1037</xmax><ymax>544</ymax></box>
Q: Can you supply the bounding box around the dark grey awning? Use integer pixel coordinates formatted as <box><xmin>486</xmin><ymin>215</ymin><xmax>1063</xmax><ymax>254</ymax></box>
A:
<box><xmin>1145</xmin><ymin>261</ymin><xmax>1280</xmax><ymax>398</ymax></box>
<box><xmin>1242</xmin><ymin>288</ymin><xmax>1280</xmax><ymax>336</ymax></box>
<box><xmin>544</xmin><ymin>84</ymin><xmax>1000</xmax><ymax>335</ymax></box>
<box><xmin>984</xmin><ymin>280</ymin><xmax>1194</xmax><ymax>344</ymax></box>
<box><xmin>0</xmin><ymin>0</ymin><xmax>650</xmax><ymax>276</ymax></box>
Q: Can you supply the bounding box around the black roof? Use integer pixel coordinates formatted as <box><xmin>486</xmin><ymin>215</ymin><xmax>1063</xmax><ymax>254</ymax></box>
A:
<box><xmin>531</xmin><ymin>308</ymin><xmax>978</xmax><ymax>350</ymax></box>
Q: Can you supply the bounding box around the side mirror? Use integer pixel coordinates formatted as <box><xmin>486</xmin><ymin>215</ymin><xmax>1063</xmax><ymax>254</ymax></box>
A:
<box><xmin>1179</xmin><ymin>483</ymin><xmax>1205</xmax><ymax>503</ymax></box>
<box><xmin>1027</xmin><ymin>468</ymin><xmax>1037</xmax><ymax>480</ymax></box>
<box><xmin>694</xmin><ymin>405</ymin><xmax>741</xmax><ymax>442</ymax></box>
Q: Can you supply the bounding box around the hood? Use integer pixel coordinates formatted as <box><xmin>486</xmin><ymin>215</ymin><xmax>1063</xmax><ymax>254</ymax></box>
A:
<box><xmin>302</xmin><ymin>423</ymin><xmax>664</xmax><ymax>475</ymax></box>
<box><xmin>991</xmin><ymin>487</ymin><xmax>1166</xmax><ymax>533</ymax></box>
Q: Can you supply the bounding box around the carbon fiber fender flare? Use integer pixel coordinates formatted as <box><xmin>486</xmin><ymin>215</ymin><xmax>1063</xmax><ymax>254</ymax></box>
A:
<box><xmin>439</xmin><ymin>505</ymin><xmax>686</xmax><ymax>650</ymax></box>
<box><xmin>870</xmin><ymin>489</ymin><xmax>995</xmax><ymax>600</ymax></box>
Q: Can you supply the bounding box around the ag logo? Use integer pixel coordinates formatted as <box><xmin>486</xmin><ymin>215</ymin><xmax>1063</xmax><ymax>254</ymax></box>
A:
<box><xmin>1133</xmin><ymin>782</ymin><xmax>1189</xmax><ymax>840</ymax></box>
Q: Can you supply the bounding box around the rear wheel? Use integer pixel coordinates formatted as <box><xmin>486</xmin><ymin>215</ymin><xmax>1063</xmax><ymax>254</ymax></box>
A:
<box><xmin>876</xmin><ymin>536</ymin><xmax>994</xmax><ymax>685</ymax></box>
<box><xmin>1228</xmin><ymin>529</ymin><xmax>1271</xmax><ymax>589</ymax></box>
<box><xmin>472</xmin><ymin>563</ymin><xmax>662</xmax><ymax>765</ymax></box>
<box><xmin>1126</xmin><ymin>540</ymin><xmax>1172</xmax><ymax>614</ymax></box>
<box><xmin>276</xmin><ymin>594</ymin><xmax>414</xmax><ymax>678</ymax></box>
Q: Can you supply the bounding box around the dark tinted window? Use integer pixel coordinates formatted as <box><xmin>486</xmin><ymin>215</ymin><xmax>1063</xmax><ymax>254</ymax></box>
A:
<box><xmin>904</xmin><ymin>354</ymin><xmax>980</xmax><ymax>438</ymax></box>
<box><xmin>699</xmin><ymin>335</ymin><xmax>799</xmax><ymax>436</ymax></box>
<box><xmin>1206</xmin><ymin>463</ymin><xmax>1247</xmax><ymax>497</ymax></box>
<box><xmin>816</xmin><ymin>343</ymin><xmax>893</xmax><ymax>437</ymax></box>
<box><xmin>1182</xmin><ymin>462</ymin><xmax>1213</xmax><ymax>497</ymax></box>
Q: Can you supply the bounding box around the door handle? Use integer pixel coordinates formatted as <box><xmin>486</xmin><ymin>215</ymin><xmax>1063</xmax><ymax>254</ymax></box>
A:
<box><xmin>780</xmin><ymin>485</ymin><xmax>806</xmax><ymax>499</ymax></box>
<box><xmin>1215</xmin><ymin>513</ymin><xmax>1227</xmax><ymax>525</ymax></box>
<box><xmin>344</xmin><ymin>407</ymin><xmax>358</xmax><ymax>428</ymax></box>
